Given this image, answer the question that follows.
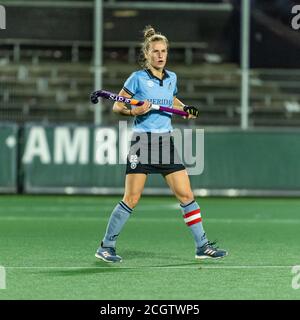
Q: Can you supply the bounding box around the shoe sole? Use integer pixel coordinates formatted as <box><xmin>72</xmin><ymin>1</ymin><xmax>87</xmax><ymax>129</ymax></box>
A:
<box><xmin>95</xmin><ymin>253</ymin><xmax>122</xmax><ymax>263</ymax></box>
<box><xmin>195</xmin><ymin>252</ymin><xmax>228</xmax><ymax>260</ymax></box>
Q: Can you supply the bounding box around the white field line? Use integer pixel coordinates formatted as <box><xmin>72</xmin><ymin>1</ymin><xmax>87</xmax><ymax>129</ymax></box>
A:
<box><xmin>0</xmin><ymin>216</ymin><xmax>299</xmax><ymax>224</ymax></box>
<box><xmin>3</xmin><ymin>265</ymin><xmax>294</xmax><ymax>270</ymax></box>
<box><xmin>0</xmin><ymin>204</ymin><xmax>180</xmax><ymax>212</ymax></box>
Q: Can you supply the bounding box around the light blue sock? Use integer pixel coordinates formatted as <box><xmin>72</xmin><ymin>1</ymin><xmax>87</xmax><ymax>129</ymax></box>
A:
<box><xmin>180</xmin><ymin>200</ymin><xmax>208</xmax><ymax>248</ymax></box>
<box><xmin>102</xmin><ymin>201</ymin><xmax>133</xmax><ymax>248</ymax></box>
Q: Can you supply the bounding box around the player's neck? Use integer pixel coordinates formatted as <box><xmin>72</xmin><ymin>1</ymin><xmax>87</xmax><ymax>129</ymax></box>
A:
<box><xmin>149</xmin><ymin>66</ymin><xmax>164</xmax><ymax>79</ymax></box>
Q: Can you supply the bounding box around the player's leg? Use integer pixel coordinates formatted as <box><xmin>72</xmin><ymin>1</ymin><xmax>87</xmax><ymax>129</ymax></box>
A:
<box><xmin>164</xmin><ymin>169</ymin><xmax>228</xmax><ymax>259</ymax></box>
<box><xmin>164</xmin><ymin>169</ymin><xmax>207</xmax><ymax>247</ymax></box>
<box><xmin>122</xmin><ymin>173</ymin><xmax>147</xmax><ymax>208</ymax></box>
<box><xmin>95</xmin><ymin>173</ymin><xmax>147</xmax><ymax>263</ymax></box>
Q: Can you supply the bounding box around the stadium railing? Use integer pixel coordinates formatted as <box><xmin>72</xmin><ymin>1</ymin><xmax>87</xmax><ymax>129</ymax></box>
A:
<box><xmin>0</xmin><ymin>39</ymin><xmax>211</xmax><ymax>65</ymax></box>
<box><xmin>1</xmin><ymin>41</ymin><xmax>300</xmax><ymax>126</ymax></box>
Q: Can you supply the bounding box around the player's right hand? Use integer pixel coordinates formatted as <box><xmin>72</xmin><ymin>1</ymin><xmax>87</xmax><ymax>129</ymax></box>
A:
<box><xmin>131</xmin><ymin>100</ymin><xmax>152</xmax><ymax>116</ymax></box>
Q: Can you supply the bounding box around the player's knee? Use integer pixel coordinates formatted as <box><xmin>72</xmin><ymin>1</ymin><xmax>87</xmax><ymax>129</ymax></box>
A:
<box><xmin>178</xmin><ymin>192</ymin><xmax>194</xmax><ymax>205</ymax></box>
<box><xmin>123</xmin><ymin>194</ymin><xmax>141</xmax><ymax>209</ymax></box>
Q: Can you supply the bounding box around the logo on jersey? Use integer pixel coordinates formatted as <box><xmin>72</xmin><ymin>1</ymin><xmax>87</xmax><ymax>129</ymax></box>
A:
<box><xmin>147</xmin><ymin>80</ymin><xmax>154</xmax><ymax>88</ymax></box>
<box><xmin>130</xmin><ymin>162</ymin><xmax>137</xmax><ymax>169</ymax></box>
<box><xmin>168</xmin><ymin>82</ymin><xmax>172</xmax><ymax>91</ymax></box>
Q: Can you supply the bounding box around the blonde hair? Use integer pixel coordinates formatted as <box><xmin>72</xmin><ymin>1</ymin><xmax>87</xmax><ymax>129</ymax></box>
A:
<box><xmin>139</xmin><ymin>25</ymin><xmax>169</xmax><ymax>68</ymax></box>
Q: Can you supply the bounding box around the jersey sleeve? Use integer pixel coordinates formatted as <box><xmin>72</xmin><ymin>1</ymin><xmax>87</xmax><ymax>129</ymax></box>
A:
<box><xmin>123</xmin><ymin>72</ymin><xmax>139</xmax><ymax>96</ymax></box>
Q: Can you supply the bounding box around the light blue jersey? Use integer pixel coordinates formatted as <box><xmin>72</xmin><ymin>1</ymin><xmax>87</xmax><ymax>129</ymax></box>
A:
<box><xmin>123</xmin><ymin>69</ymin><xmax>178</xmax><ymax>133</ymax></box>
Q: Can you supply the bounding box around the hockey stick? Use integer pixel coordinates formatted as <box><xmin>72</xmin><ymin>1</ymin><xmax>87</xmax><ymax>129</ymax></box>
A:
<box><xmin>90</xmin><ymin>89</ymin><xmax>189</xmax><ymax>117</ymax></box>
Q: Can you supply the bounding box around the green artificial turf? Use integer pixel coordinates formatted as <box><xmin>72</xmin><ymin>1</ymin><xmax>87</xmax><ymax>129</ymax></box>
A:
<box><xmin>0</xmin><ymin>195</ymin><xmax>299</xmax><ymax>300</ymax></box>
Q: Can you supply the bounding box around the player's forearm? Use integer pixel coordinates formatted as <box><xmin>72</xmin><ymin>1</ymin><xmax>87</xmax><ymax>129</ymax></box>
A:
<box><xmin>173</xmin><ymin>97</ymin><xmax>199</xmax><ymax>118</ymax></box>
<box><xmin>173</xmin><ymin>97</ymin><xmax>185</xmax><ymax>110</ymax></box>
<box><xmin>113</xmin><ymin>102</ymin><xmax>132</xmax><ymax>116</ymax></box>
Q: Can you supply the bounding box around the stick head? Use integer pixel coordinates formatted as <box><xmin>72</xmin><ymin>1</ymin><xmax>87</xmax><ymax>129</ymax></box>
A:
<box><xmin>90</xmin><ymin>92</ymin><xmax>99</xmax><ymax>104</ymax></box>
<box><xmin>90</xmin><ymin>90</ymin><xmax>112</xmax><ymax>104</ymax></box>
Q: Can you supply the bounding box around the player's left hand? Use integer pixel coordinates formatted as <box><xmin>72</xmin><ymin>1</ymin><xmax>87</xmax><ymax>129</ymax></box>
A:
<box><xmin>183</xmin><ymin>105</ymin><xmax>199</xmax><ymax>119</ymax></box>
<box><xmin>132</xmin><ymin>100</ymin><xmax>152</xmax><ymax>116</ymax></box>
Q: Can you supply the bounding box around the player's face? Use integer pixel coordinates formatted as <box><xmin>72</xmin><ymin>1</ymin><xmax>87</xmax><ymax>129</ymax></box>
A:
<box><xmin>147</xmin><ymin>41</ymin><xmax>168</xmax><ymax>71</ymax></box>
